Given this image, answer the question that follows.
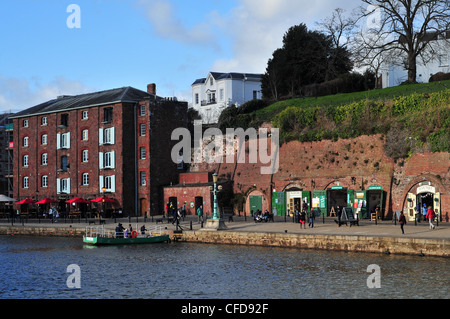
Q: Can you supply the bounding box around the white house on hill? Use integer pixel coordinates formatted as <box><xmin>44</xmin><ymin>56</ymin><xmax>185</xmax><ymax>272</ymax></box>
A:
<box><xmin>380</xmin><ymin>32</ymin><xmax>450</xmax><ymax>88</ymax></box>
<box><xmin>192</xmin><ymin>72</ymin><xmax>263</xmax><ymax>124</ymax></box>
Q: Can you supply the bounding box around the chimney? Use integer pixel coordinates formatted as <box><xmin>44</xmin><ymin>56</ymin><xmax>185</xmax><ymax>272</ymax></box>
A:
<box><xmin>147</xmin><ymin>83</ymin><xmax>156</xmax><ymax>95</ymax></box>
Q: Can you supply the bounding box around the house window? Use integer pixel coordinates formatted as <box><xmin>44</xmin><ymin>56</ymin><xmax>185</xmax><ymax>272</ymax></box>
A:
<box><xmin>57</xmin><ymin>132</ymin><xmax>71</xmax><ymax>149</ymax></box>
<box><xmin>140</xmin><ymin>124</ymin><xmax>146</xmax><ymax>136</ymax></box>
<box><xmin>23</xmin><ymin>155</ymin><xmax>29</xmax><ymax>167</ymax></box>
<box><xmin>41</xmin><ymin>175</ymin><xmax>48</xmax><ymax>188</ymax></box>
<box><xmin>23</xmin><ymin>120</ymin><xmax>29</xmax><ymax>128</ymax></box>
<box><xmin>82</xmin><ymin>110</ymin><xmax>88</xmax><ymax>119</ymax></box>
<box><xmin>60</xmin><ymin>113</ymin><xmax>68</xmax><ymax>127</ymax></box>
<box><xmin>41</xmin><ymin>117</ymin><xmax>47</xmax><ymax>125</ymax></box>
<box><xmin>100</xmin><ymin>175</ymin><xmax>115</xmax><ymax>192</ymax></box>
<box><xmin>220</xmin><ymin>89</ymin><xmax>224</xmax><ymax>101</ymax></box>
<box><xmin>139</xmin><ymin>105</ymin><xmax>146</xmax><ymax>116</ymax></box>
<box><xmin>100</xmin><ymin>127</ymin><xmax>115</xmax><ymax>145</ymax></box>
<box><xmin>61</xmin><ymin>155</ymin><xmax>68</xmax><ymax>171</ymax></box>
<box><xmin>195</xmin><ymin>93</ymin><xmax>199</xmax><ymax>105</ymax></box>
<box><xmin>82</xmin><ymin>129</ymin><xmax>88</xmax><ymax>141</ymax></box>
<box><xmin>82</xmin><ymin>150</ymin><xmax>89</xmax><ymax>162</ymax></box>
<box><xmin>23</xmin><ymin>177</ymin><xmax>29</xmax><ymax>189</ymax></box>
<box><xmin>23</xmin><ymin>136</ymin><xmax>29</xmax><ymax>147</ymax></box>
<box><xmin>41</xmin><ymin>153</ymin><xmax>48</xmax><ymax>166</ymax></box>
<box><xmin>140</xmin><ymin>147</ymin><xmax>146</xmax><ymax>159</ymax></box>
<box><xmin>100</xmin><ymin>151</ymin><xmax>115</xmax><ymax>169</ymax></box>
<box><xmin>41</xmin><ymin>134</ymin><xmax>47</xmax><ymax>145</ymax></box>
<box><xmin>253</xmin><ymin>90</ymin><xmax>258</xmax><ymax>100</ymax></box>
<box><xmin>210</xmin><ymin>77</ymin><xmax>213</xmax><ymax>85</ymax></box>
<box><xmin>59</xmin><ymin>178</ymin><xmax>70</xmax><ymax>193</ymax></box>
<box><xmin>103</xmin><ymin>107</ymin><xmax>113</xmax><ymax>123</ymax></box>
<box><xmin>82</xmin><ymin>173</ymin><xmax>89</xmax><ymax>186</ymax></box>
<box><xmin>140</xmin><ymin>171</ymin><xmax>146</xmax><ymax>186</ymax></box>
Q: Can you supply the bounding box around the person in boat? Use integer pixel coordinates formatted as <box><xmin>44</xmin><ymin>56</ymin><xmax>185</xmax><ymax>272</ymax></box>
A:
<box><xmin>140</xmin><ymin>224</ymin><xmax>147</xmax><ymax>235</ymax></box>
<box><xmin>115</xmin><ymin>223</ymin><xmax>125</xmax><ymax>238</ymax></box>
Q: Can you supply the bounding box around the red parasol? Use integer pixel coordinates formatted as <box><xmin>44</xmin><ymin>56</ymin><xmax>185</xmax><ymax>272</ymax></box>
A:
<box><xmin>91</xmin><ymin>195</ymin><xmax>118</xmax><ymax>203</ymax></box>
<box><xmin>14</xmin><ymin>198</ymin><xmax>36</xmax><ymax>205</ymax></box>
<box><xmin>66</xmin><ymin>197</ymin><xmax>90</xmax><ymax>204</ymax></box>
<box><xmin>35</xmin><ymin>198</ymin><xmax>58</xmax><ymax>204</ymax></box>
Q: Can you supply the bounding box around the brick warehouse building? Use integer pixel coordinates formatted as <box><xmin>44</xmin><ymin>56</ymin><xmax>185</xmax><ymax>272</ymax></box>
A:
<box><xmin>11</xmin><ymin>84</ymin><xmax>187</xmax><ymax>217</ymax></box>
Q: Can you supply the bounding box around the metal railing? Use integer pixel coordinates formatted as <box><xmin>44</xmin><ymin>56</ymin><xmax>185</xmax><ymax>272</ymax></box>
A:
<box><xmin>84</xmin><ymin>225</ymin><xmax>167</xmax><ymax>238</ymax></box>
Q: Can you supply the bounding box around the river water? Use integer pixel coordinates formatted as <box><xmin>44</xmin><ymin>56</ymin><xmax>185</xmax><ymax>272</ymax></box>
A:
<box><xmin>0</xmin><ymin>236</ymin><xmax>448</xmax><ymax>299</ymax></box>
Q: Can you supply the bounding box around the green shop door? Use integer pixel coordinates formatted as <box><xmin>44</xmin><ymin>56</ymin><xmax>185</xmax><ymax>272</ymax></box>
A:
<box><xmin>272</xmin><ymin>192</ymin><xmax>285</xmax><ymax>216</ymax></box>
<box><xmin>249</xmin><ymin>195</ymin><xmax>262</xmax><ymax>215</ymax></box>
<box><xmin>312</xmin><ymin>190</ymin><xmax>327</xmax><ymax>216</ymax></box>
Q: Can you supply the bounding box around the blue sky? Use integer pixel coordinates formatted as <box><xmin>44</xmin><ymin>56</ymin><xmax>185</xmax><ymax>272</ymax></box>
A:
<box><xmin>0</xmin><ymin>0</ymin><xmax>361</xmax><ymax>113</ymax></box>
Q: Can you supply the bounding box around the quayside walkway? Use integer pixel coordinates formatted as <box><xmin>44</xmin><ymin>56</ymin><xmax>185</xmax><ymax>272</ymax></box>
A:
<box><xmin>0</xmin><ymin>216</ymin><xmax>448</xmax><ymax>257</ymax></box>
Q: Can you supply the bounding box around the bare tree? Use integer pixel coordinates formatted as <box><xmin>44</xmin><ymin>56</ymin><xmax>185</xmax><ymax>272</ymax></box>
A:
<box><xmin>356</xmin><ymin>0</ymin><xmax>450</xmax><ymax>84</ymax></box>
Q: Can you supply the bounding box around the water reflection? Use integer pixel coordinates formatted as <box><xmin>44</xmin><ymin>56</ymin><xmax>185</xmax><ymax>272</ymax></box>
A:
<box><xmin>0</xmin><ymin>236</ymin><xmax>448</xmax><ymax>299</ymax></box>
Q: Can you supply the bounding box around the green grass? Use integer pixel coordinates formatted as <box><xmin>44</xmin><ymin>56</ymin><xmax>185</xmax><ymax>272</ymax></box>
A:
<box><xmin>255</xmin><ymin>80</ymin><xmax>450</xmax><ymax>121</ymax></box>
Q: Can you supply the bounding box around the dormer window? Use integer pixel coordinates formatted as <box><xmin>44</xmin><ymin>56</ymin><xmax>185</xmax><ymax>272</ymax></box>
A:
<box><xmin>210</xmin><ymin>77</ymin><xmax>213</xmax><ymax>85</ymax></box>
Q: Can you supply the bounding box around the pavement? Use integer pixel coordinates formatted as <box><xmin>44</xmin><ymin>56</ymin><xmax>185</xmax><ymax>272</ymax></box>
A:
<box><xmin>2</xmin><ymin>215</ymin><xmax>449</xmax><ymax>240</ymax></box>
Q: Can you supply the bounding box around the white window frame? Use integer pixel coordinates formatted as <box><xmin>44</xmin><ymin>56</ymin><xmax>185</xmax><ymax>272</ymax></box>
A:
<box><xmin>23</xmin><ymin>136</ymin><xmax>29</xmax><ymax>147</ymax></box>
<box><xmin>23</xmin><ymin>155</ymin><xmax>29</xmax><ymax>167</ymax></box>
<box><xmin>99</xmin><ymin>151</ymin><xmax>115</xmax><ymax>169</ymax></box>
<box><xmin>41</xmin><ymin>153</ymin><xmax>48</xmax><ymax>166</ymax></box>
<box><xmin>23</xmin><ymin>120</ymin><xmax>28</xmax><ymax>128</ymax></box>
<box><xmin>82</xmin><ymin>110</ymin><xmax>89</xmax><ymax>119</ymax></box>
<box><xmin>41</xmin><ymin>134</ymin><xmax>47</xmax><ymax>145</ymax></box>
<box><xmin>140</xmin><ymin>123</ymin><xmax>146</xmax><ymax>136</ymax></box>
<box><xmin>99</xmin><ymin>175</ymin><xmax>115</xmax><ymax>193</ymax></box>
<box><xmin>82</xmin><ymin>173</ymin><xmax>89</xmax><ymax>186</ymax></box>
<box><xmin>140</xmin><ymin>171</ymin><xmax>146</xmax><ymax>186</ymax></box>
<box><xmin>139</xmin><ymin>104</ymin><xmax>145</xmax><ymax>116</ymax></box>
<box><xmin>82</xmin><ymin>149</ymin><xmax>89</xmax><ymax>162</ymax></box>
<box><xmin>41</xmin><ymin>175</ymin><xmax>48</xmax><ymax>188</ymax></box>
<box><xmin>57</xmin><ymin>132</ymin><xmax>71</xmax><ymax>149</ymax></box>
<box><xmin>23</xmin><ymin>176</ymin><xmax>29</xmax><ymax>189</ymax></box>
<box><xmin>57</xmin><ymin>178</ymin><xmax>71</xmax><ymax>194</ymax></box>
<box><xmin>41</xmin><ymin>117</ymin><xmax>47</xmax><ymax>125</ymax></box>
<box><xmin>99</xmin><ymin>127</ymin><xmax>115</xmax><ymax>145</ymax></box>
<box><xmin>82</xmin><ymin>129</ymin><xmax>88</xmax><ymax>141</ymax></box>
<box><xmin>140</xmin><ymin>147</ymin><xmax>146</xmax><ymax>159</ymax></box>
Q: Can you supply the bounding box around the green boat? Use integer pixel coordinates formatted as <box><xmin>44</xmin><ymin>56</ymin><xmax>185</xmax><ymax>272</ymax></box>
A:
<box><xmin>83</xmin><ymin>225</ymin><xmax>170</xmax><ymax>246</ymax></box>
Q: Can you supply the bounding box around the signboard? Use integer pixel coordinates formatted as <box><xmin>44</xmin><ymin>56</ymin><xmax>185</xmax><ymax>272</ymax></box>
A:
<box><xmin>417</xmin><ymin>185</ymin><xmax>435</xmax><ymax>194</ymax></box>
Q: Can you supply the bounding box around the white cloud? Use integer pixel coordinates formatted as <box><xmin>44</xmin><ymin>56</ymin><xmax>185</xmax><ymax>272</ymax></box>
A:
<box><xmin>136</xmin><ymin>0</ymin><xmax>219</xmax><ymax>49</ymax></box>
<box><xmin>212</xmin><ymin>0</ymin><xmax>362</xmax><ymax>73</ymax></box>
<box><xmin>0</xmin><ymin>75</ymin><xmax>94</xmax><ymax>113</ymax></box>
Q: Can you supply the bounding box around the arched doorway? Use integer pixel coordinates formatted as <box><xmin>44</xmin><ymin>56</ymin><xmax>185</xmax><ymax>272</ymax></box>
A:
<box><xmin>404</xmin><ymin>180</ymin><xmax>441</xmax><ymax>222</ymax></box>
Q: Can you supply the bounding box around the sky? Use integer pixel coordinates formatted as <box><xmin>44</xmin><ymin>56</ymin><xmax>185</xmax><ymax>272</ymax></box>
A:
<box><xmin>0</xmin><ymin>0</ymin><xmax>362</xmax><ymax>113</ymax></box>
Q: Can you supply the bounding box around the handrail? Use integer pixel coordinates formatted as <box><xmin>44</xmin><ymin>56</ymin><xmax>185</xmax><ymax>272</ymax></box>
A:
<box><xmin>84</xmin><ymin>225</ymin><xmax>167</xmax><ymax>238</ymax></box>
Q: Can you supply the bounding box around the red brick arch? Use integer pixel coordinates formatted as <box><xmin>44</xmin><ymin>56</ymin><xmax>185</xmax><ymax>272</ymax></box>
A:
<box><xmin>399</xmin><ymin>174</ymin><xmax>447</xmax><ymax>211</ymax></box>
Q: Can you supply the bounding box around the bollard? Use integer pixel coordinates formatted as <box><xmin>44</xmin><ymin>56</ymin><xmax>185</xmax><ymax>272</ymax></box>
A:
<box><xmin>190</xmin><ymin>220</ymin><xmax>192</xmax><ymax>230</ymax></box>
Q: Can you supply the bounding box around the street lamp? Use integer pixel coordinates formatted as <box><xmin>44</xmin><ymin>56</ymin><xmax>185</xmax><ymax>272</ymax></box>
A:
<box><xmin>204</xmin><ymin>172</ymin><xmax>226</xmax><ymax>230</ymax></box>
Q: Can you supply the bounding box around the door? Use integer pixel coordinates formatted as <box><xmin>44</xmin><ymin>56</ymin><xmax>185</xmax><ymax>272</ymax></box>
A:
<box><xmin>140</xmin><ymin>198</ymin><xmax>147</xmax><ymax>217</ymax></box>
<box><xmin>405</xmin><ymin>193</ymin><xmax>416</xmax><ymax>221</ymax></box>
<box><xmin>195</xmin><ymin>196</ymin><xmax>203</xmax><ymax>215</ymax></box>
<box><xmin>272</xmin><ymin>192</ymin><xmax>285</xmax><ymax>216</ymax></box>
<box><xmin>312</xmin><ymin>190</ymin><xmax>327</xmax><ymax>217</ymax></box>
<box><xmin>249</xmin><ymin>195</ymin><xmax>262</xmax><ymax>215</ymax></box>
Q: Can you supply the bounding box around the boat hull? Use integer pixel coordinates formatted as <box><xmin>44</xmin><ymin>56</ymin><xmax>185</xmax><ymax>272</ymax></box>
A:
<box><xmin>83</xmin><ymin>234</ymin><xmax>170</xmax><ymax>245</ymax></box>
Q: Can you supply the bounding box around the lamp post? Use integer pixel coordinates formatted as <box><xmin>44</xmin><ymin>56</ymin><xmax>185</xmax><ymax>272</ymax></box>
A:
<box><xmin>203</xmin><ymin>172</ymin><xmax>227</xmax><ymax>230</ymax></box>
<box><xmin>212</xmin><ymin>173</ymin><xmax>219</xmax><ymax>220</ymax></box>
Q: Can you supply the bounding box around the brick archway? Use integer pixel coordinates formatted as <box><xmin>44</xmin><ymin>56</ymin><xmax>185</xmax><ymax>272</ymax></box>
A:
<box><xmin>399</xmin><ymin>174</ymin><xmax>446</xmax><ymax>212</ymax></box>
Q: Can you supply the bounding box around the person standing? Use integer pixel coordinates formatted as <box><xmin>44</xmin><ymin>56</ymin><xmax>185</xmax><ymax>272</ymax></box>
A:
<box><xmin>299</xmin><ymin>210</ymin><xmax>306</xmax><ymax>229</ymax></box>
<box><xmin>197</xmin><ymin>205</ymin><xmax>203</xmax><ymax>223</ymax></box>
<box><xmin>426</xmin><ymin>206</ymin><xmax>436</xmax><ymax>230</ymax></box>
<box><xmin>308</xmin><ymin>209</ymin><xmax>315</xmax><ymax>228</ymax></box>
<box><xmin>422</xmin><ymin>203</ymin><xmax>428</xmax><ymax>222</ymax></box>
<box><xmin>336</xmin><ymin>206</ymin><xmax>342</xmax><ymax>227</ymax></box>
<box><xmin>399</xmin><ymin>212</ymin><xmax>407</xmax><ymax>234</ymax></box>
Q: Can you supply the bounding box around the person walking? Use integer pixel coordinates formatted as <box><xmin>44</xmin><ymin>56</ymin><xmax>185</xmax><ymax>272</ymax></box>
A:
<box><xmin>426</xmin><ymin>206</ymin><xmax>436</xmax><ymax>230</ymax></box>
<box><xmin>197</xmin><ymin>205</ymin><xmax>203</xmax><ymax>223</ymax></box>
<box><xmin>308</xmin><ymin>209</ymin><xmax>315</xmax><ymax>228</ymax></box>
<box><xmin>399</xmin><ymin>212</ymin><xmax>407</xmax><ymax>234</ymax></box>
